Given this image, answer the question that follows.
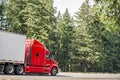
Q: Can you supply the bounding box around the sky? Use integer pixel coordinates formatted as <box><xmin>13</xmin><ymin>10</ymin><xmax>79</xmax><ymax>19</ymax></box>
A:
<box><xmin>53</xmin><ymin>0</ymin><xmax>85</xmax><ymax>16</ymax></box>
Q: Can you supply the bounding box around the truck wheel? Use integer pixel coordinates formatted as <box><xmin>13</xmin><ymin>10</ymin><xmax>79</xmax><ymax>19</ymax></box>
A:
<box><xmin>4</xmin><ymin>64</ymin><xmax>14</xmax><ymax>74</ymax></box>
<box><xmin>51</xmin><ymin>67</ymin><xmax>58</xmax><ymax>76</ymax></box>
<box><xmin>15</xmin><ymin>65</ymin><xmax>24</xmax><ymax>75</ymax></box>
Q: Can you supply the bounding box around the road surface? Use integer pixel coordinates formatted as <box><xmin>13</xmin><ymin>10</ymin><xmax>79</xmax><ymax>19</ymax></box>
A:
<box><xmin>0</xmin><ymin>72</ymin><xmax>120</xmax><ymax>80</ymax></box>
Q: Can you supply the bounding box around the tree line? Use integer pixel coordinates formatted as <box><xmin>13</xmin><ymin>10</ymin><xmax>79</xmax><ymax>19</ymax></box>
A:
<box><xmin>0</xmin><ymin>0</ymin><xmax>120</xmax><ymax>73</ymax></box>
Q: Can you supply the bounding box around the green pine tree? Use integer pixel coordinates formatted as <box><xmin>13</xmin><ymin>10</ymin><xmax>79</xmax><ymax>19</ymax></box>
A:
<box><xmin>54</xmin><ymin>9</ymin><xmax>74</xmax><ymax>72</ymax></box>
<box><xmin>4</xmin><ymin>0</ymin><xmax>55</xmax><ymax>45</ymax></box>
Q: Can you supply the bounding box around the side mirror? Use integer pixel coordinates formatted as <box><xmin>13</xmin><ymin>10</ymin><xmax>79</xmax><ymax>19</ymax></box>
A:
<box><xmin>51</xmin><ymin>55</ymin><xmax>54</xmax><ymax>59</ymax></box>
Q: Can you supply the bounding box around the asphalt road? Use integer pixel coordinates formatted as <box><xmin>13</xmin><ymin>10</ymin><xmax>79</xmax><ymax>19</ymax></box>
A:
<box><xmin>0</xmin><ymin>72</ymin><xmax>120</xmax><ymax>80</ymax></box>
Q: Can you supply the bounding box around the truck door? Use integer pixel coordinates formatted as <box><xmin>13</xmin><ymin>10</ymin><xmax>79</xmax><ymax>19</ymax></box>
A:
<box><xmin>45</xmin><ymin>53</ymin><xmax>51</xmax><ymax>67</ymax></box>
<box><xmin>30</xmin><ymin>45</ymin><xmax>45</xmax><ymax>66</ymax></box>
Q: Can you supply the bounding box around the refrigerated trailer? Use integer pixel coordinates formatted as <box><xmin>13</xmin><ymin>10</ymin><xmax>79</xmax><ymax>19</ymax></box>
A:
<box><xmin>0</xmin><ymin>31</ymin><xmax>58</xmax><ymax>76</ymax></box>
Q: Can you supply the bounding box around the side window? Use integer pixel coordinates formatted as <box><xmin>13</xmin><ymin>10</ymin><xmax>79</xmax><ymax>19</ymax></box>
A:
<box><xmin>36</xmin><ymin>53</ymin><xmax>40</xmax><ymax>57</ymax></box>
<box><xmin>46</xmin><ymin>54</ymin><xmax>50</xmax><ymax>59</ymax></box>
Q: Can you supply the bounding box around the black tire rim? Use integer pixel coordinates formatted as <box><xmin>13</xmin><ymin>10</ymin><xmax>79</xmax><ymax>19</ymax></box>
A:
<box><xmin>52</xmin><ymin>68</ymin><xmax>57</xmax><ymax>76</ymax></box>
<box><xmin>16</xmin><ymin>65</ymin><xmax>24</xmax><ymax>74</ymax></box>
<box><xmin>6</xmin><ymin>65</ymin><xmax>14</xmax><ymax>74</ymax></box>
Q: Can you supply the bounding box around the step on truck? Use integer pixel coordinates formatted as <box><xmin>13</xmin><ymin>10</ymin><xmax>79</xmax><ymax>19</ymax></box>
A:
<box><xmin>0</xmin><ymin>31</ymin><xmax>58</xmax><ymax>76</ymax></box>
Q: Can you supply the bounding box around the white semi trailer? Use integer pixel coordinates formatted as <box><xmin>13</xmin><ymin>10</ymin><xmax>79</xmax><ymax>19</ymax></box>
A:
<box><xmin>0</xmin><ymin>31</ymin><xmax>26</xmax><ymax>74</ymax></box>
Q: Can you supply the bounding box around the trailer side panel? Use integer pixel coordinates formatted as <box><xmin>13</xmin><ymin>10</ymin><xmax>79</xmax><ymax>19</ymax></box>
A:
<box><xmin>0</xmin><ymin>31</ymin><xmax>26</xmax><ymax>63</ymax></box>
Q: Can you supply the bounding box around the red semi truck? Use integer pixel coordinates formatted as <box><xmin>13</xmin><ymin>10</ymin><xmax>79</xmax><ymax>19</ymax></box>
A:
<box><xmin>0</xmin><ymin>31</ymin><xmax>58</xmax><ymax>76</ymax></box>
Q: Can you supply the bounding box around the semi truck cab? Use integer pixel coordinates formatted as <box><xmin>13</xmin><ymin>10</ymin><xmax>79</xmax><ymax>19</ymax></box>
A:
<box><xmin>25</xmin><ymin>39</ymin><xmax>58</xmax><ymax>76</ymax></box>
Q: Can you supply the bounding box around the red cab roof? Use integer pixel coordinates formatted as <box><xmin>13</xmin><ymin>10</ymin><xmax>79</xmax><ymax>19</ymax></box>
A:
<box><xmin>26</xmin><ymin>39</ymin><xmax>50</xmax><ymax>54</ymax></box>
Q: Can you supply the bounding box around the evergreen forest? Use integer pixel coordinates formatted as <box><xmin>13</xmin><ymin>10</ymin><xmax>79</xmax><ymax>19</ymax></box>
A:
<box><xmin>0</xmin><ymin>0</ymin><xmax>120</xmax><ymax>73</ymax></box>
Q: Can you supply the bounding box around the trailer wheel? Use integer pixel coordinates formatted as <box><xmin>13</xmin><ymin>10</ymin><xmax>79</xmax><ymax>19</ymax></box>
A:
<box><xmin>51</xmin><ymin>67</ymin><xmax>58</xmax><ymax>76</ymax></box>
<box><xmin>4</xmin><ymin>64</ymin><xmax>14</xmax><ymax>74</ymax></box>
<box><xmin>15</xmin><ymin>65</ymin><xmax>24</xmax><ymax>75</ymax></box>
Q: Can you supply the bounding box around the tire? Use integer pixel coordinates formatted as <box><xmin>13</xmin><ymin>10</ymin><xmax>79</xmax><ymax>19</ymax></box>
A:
<box><xmin>4</xmin><ymin>64</ymin><xmax>14</xmax><ymax>74</ymax></box>
<box><xmin>15</xmin><ymin>65</ymin><xmax>24</xmax><ymax>75</ymax></box>
<box><xmin>51</xmin><ymin>67</ymin><xmax>58</xmax><ymax>76</ymax></box>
